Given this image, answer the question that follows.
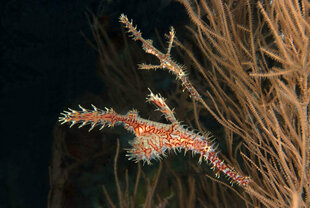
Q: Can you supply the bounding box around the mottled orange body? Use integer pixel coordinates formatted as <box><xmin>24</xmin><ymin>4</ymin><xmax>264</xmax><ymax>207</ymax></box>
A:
<box><xmin>59</xmin><ymin>91</ymin><xmax>250</xmax><ymax>187</ymax></box>
<box><xmin>59</xmin><ymin>14</ymin><xmax>251</xmax><ymax>187</ymax></box>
